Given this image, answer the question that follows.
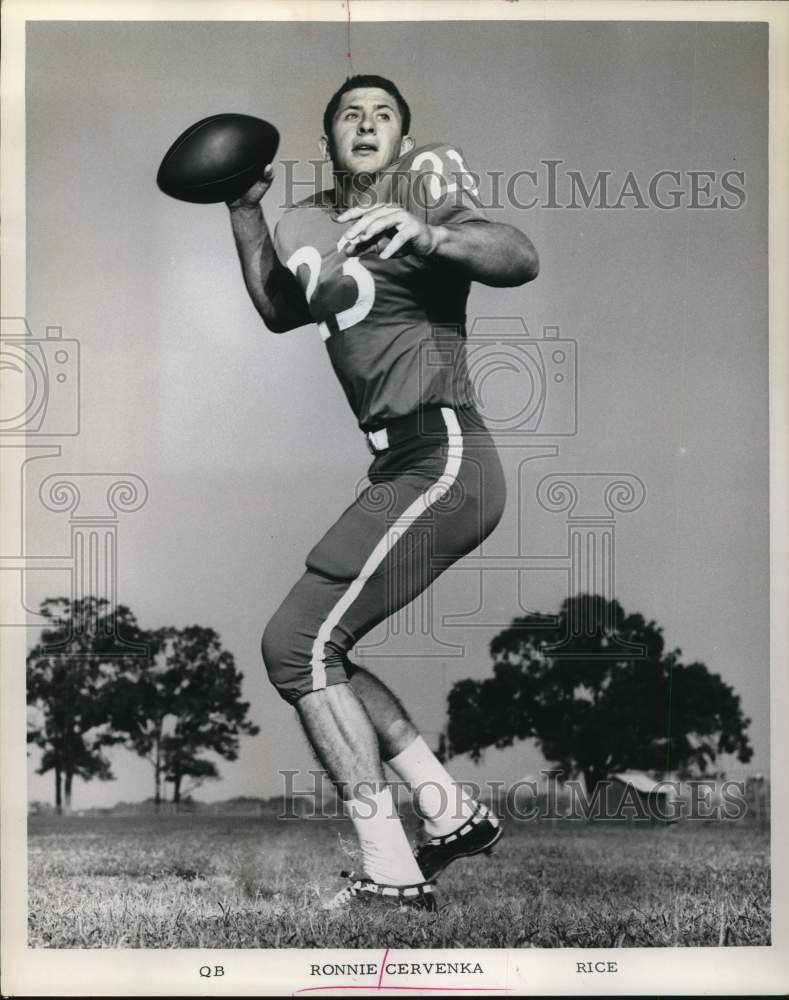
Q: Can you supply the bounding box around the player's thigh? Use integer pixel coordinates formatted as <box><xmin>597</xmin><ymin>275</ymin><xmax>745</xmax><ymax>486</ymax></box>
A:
<box><xmin>339</xmin><ymin>440</ymin><xmax>507</xmax><ymax>639</ymax></box>
<box><xmin>431</xmin><ymin>434</ymin><xmax>506</xmax><ymax>563</ymax></box>
<box><xmin>262</xmin><ymin>473</ymin><xmax>435</xmax><ymax>679</ymax></box>
<box><xmin>304</xmin><ymin>471</ymin><xmax>437</xmax><ymax>581</ymax></box>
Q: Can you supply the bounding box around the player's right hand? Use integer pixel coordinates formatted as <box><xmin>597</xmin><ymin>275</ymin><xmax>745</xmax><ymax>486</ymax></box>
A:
<box><xmin>227</xmin><ymin>163</ymin><xmax>274</xmax><ymax>209</ymax></box>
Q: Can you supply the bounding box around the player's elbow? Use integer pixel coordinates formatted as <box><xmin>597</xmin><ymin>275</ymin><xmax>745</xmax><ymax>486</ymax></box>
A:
<box><xmin>258</xmin><ymin>304</ymin><xmax>304</xmax><ymax>334</ymax></box>
<box><xmin>261</xmin><ymin>314</ymin><xmax>292</xmax><ymax>334</ymax></box>
<box><xmin>487</xmin><ymin>249</ymin><xmax>538</xmax><ymax>288</ymax></box>
<box><xmin>512</xmin><ymin>241</ymin><xmax>539</xmax><ymax>286</ymax></box>
<box><xmin>487</xmin><ymin>229</ymin><xmax>539</xmax><ymax>287</ymax></box>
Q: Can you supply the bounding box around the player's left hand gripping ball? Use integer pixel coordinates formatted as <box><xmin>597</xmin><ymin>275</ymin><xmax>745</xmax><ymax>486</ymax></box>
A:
<box><xmin>337</xmin><ymin>203</ymin><xmax>438</xmax><ymax>260</ymax></box>
<box><xmin>157</xmin><ymin>113</ymin><xmax>279</xmax><ymax>204</ymax></box>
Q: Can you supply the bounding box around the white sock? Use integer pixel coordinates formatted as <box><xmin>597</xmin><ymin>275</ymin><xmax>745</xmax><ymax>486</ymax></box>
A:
<box><xmin>387</xmin><ymin>735</ymin><xmax>476</xmax><ymax>837</ymax></box>
<box><xmin>344</xmin><ymin>786</ymin><xmax>425</xmax><ymax>886</ymax></box>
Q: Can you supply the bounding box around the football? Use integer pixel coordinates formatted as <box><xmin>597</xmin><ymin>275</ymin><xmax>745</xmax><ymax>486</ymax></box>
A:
<box><xmin>156</xmin><ymin>113</ymin><xmax>280</xmax><ymax>204</ymax></box>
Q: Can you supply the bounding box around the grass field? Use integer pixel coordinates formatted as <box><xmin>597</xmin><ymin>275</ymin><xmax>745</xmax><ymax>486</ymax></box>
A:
<box><xmin>28</xmin><ymin>812</ymin><xmax>770</xmax><ymax>949</ymax></box>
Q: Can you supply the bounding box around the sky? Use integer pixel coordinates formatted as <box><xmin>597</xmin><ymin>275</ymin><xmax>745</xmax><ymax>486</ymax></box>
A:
<box><xmin>20</xmin><ymin>17</ymin><xmax>769</xmax><ymax>807</ymax></box>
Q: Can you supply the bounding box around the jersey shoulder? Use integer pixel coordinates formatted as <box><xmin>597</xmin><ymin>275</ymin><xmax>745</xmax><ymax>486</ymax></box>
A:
<box><xmin>386</xmin><ymin>142</ymin><xmax>487</xmax><ymax>224</ymax></box>
<box><xmin>394</xmin><ymin>141</ymin><xmax>462</xmax><ymax>171</ymax></box>
<box><xmin>274</xmin><ymin>190</ymin><xmax>336</xmax><ymax>259</ymax></box>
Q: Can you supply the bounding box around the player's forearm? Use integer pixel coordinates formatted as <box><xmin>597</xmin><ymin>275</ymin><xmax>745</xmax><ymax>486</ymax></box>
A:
<box><xmin>228</xmin><ymin>205</ymin><xmax>304</xmax><ymax>333</ymax></box>
<box><xmin>430</xmin><ymin>222</ymin><xmax>539</xmax><ymax>287</ymax></box>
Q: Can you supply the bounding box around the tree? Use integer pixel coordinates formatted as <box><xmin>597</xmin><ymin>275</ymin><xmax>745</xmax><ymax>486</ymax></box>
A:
<box><xmin>164</xmin><ymin>756</ymin><xmax>219</xmax><ymax>805</ymax></box>
<box><xmin>447</xmin><ymin>594</ymin><xmax>753</xmax><ymax>796</ymax></box>
<box><xmin>105</xmin><ymin>626</ymin><xmax>170</xmax><ymax>808</ymax></box>
<box><xmin>110</xmin><ymin>626</ymin><xmax>259</xmax><ymax>809</ymax></box>
<box><xmin>26</xmin><ymin>597</ymin><xmax>146</xmax><ymax>812</ymax></box>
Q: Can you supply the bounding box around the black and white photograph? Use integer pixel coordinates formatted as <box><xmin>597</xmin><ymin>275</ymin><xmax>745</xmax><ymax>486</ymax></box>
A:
<box><xmin>1</xmin><ymin>0</ymin><xmax>787</xmax><ymax>995</ymax></box>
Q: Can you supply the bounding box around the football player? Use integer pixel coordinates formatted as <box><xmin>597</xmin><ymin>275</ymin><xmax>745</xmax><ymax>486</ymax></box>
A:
<box><xmin>228</xmin><ymin>75</ymin><xmax>538</xmax><ymax>911</ymax></box>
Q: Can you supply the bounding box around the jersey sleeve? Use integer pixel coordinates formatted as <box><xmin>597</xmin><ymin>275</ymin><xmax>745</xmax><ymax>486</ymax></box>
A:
<box><xmin>268</xmin><ymin>214</ymin><xmax>314</xmax><ymax>327</ymax></box>
<box><xmin>403</xmin><ymin>144</ymin><xmax>489</xmax><ymax>227</ymax></box>
<box><xmin>271</xmin><ymin>213</ymin><xmax>293</xmax><ymax>267</ymax></box>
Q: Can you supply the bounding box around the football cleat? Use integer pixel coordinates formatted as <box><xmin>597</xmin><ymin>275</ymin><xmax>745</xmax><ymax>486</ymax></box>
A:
<box><xmin>414</xmin><ymin>802</ymin><xmax>503</xmax><ymax>881</ymax></box>
<box><xmin>322</xmin><ymin>871</ymin><xmax>437</xmax><ymax>912</ymax></box>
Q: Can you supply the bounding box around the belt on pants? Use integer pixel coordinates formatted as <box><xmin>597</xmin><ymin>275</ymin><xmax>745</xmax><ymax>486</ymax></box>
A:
<box><xmin>363</xmin><ymin>406</ymin><xmax>464</xmax><ymax>456</ymax></box>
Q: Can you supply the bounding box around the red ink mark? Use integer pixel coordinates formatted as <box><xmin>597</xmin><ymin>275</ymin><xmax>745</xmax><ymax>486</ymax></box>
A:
<box><xmin>295</xmin><ymin>947</ymin><xmax>512</xmax><ymax>994</ymax></box>
<box><xmin>295</xmin><ymin>988</ymin><xmax>511</xmax><ymax>995</ymax></box>
<box><xmin>378</xmin><ymin>947</ymin><xmax>390</xmax><ymax>989</ymax></box>
<box><xmin>345</xmin><ymin>0</ymin><xmax>354</xmax><ymax>73</ymax></box>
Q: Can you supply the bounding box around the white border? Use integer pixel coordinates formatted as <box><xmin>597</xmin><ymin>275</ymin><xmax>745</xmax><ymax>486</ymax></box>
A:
<box><xmin>1</xmin><ymin>0</ymin><xmax>787</xmax><ymax>995</ymax></box>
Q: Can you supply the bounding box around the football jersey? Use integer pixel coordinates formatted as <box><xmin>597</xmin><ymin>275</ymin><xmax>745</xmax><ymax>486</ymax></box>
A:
<box><xmin>272</xmin><ymin>143</ymin><xmax>489</xmax><ymax>431</ymax></box>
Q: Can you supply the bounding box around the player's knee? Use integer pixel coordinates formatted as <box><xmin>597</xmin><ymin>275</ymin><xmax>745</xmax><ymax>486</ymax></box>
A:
<box><xmin>261</xmin><ymin>617</ymin><xmax>349</xmax><ymax>704</ymax></box>
<box><xmin>260</xmin><ymin>612</ymin><xmax>301</xmax><ymax>702</ymax></box>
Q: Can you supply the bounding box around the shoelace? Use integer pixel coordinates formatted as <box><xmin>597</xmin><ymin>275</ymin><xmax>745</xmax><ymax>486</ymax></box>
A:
<box><xmin>420</xmin><ymin>802</ymin><xmax>493</xmax><ymax>847</ymax></box>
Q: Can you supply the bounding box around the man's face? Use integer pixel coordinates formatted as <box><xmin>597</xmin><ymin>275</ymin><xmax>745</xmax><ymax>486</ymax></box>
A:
<box><xmin>327</xmin><ymin>87</ymin><xmax>409</xmax><ymax>175</ymax></box>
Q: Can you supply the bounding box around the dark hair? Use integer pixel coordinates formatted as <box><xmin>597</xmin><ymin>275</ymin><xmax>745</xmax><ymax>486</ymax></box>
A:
<box><xmin>322</xmin><ymin>74</ymin><xmax>411</xmax><ymax>138</ymax></box>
